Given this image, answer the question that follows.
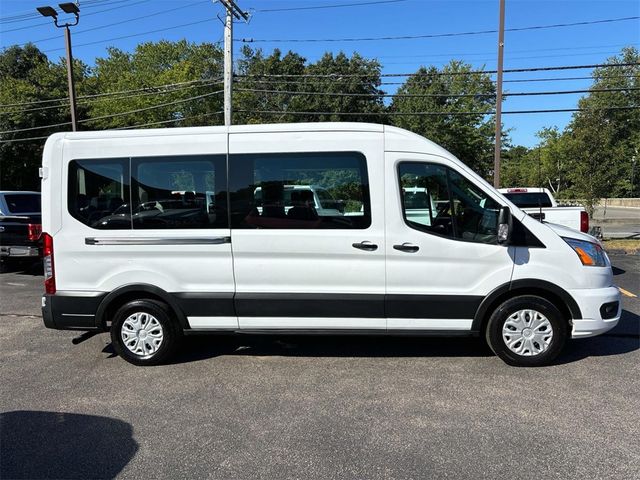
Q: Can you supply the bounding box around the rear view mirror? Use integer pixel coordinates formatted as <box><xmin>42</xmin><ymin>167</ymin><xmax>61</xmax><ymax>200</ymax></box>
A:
<box><xmin>497</xmin><ymin>206</ymin><xmax>512</xmax><ymax>245</ymax></box>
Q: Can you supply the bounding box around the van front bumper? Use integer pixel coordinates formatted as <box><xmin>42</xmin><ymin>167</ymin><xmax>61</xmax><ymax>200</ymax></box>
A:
<box><xmin>568</xmin><ymin>286</ymin><xmax>622</xmax><ymax>338</ymax></box>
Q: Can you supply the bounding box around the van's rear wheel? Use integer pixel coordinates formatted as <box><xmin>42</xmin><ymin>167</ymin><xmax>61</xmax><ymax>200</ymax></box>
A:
<box><xmin>485</xmin><ymin>295</ymin><xmax>568</xmax><ymax>367</ymax></box>
<box><xmin>111</xmin><ymin>300</ymin><xmax>179</xmax><ymax>366</ymax></box>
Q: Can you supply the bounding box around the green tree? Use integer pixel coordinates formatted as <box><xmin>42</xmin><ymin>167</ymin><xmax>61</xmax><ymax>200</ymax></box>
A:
<box><xmin>87</xmin><ymin>40</ymin><xmax>224</xmax><ymax>130</ymax></box>
<box><xmin>389</xmin><ymin>61</ymin><xmax>497</xmax><ymax>177</ymax></box>
<box><xmin>0</xmin><ymin>44</ymin><xmax>90</xmax><ymax>190</ymax></box>
<box><xmin>564</xmin><ymin>47</ymin><xmax>640</xmax><ymax>202</ymax></box>
<box><xmin>235</xmin><ymin>48</ymin><xmax>384</xmax><ymax>124</ymax></box>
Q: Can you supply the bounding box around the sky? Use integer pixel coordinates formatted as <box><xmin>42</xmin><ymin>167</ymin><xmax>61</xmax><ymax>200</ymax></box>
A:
<box><xmin>1</xmin><ymin>0</ymin><xmax>638</xmax><ymax>147</ymax></box>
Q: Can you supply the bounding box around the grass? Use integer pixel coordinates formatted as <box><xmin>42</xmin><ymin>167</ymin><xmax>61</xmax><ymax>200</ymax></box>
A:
<box><xmin>603</xmin><ymin>239</ymin><xmax>640</xmax><ymax>254</ymax></box>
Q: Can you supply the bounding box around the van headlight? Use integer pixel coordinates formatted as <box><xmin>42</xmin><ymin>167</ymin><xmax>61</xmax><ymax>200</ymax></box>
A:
<box><xmin>563</xmin><ymin>238</ymin><xmax>607</xmax><ymax>267</ymax></box>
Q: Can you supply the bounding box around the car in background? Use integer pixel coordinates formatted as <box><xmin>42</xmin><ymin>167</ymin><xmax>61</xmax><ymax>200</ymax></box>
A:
<box><xmin>499</xmin><ymin>187</ymin><xmax>589</xmax><ymax>233</ymax></box>
<box><xmin>0</xmin><ymin>191</ymin><xmax>42</xmax><ymax>262</ymax></box>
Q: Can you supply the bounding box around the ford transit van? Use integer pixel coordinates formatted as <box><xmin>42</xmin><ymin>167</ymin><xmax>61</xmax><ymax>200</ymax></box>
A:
<box><xmin>40</xmin><ymin>123</ymin><xmax>621</xmax><ymax>366</ymax></box>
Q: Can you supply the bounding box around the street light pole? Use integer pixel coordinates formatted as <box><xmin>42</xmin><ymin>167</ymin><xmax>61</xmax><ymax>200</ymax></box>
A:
<box><xmin>37</xmin><ymin>3</ymin><xmax>80</xmax><ymax>131</ymax></box>
<box><xmin>63</xmin><ymin>24</ymin><xmax>77</xmax><ymax>131</ymax></box>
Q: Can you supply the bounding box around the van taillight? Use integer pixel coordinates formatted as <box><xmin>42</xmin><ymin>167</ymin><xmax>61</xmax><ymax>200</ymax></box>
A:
<box><xmin>580</xmin><ymin>211</ymin><xmax>589</xmax><ymax>233</ymax></box>
<box><xmin>28</xmin><ymin>223</ymin><xmax>42</xmax><ymax>241</ymax></box>
<box><xmin>43</xmin><ymin>233</ymin><xmax>56</xmax><ymax>294</ymax></box>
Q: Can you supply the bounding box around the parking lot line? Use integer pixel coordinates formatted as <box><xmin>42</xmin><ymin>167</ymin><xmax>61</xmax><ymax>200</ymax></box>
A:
<box><xmin>619</xmin><ymin>287</ymin><xmax>637</xmax><ymax>298</ymax></box>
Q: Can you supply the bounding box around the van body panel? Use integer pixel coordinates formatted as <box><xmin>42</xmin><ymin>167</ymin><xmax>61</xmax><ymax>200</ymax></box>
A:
<box><xmin>229</xmin><ymin>130</ymin><xmax>386</xmax><ymax>329</ymax></box>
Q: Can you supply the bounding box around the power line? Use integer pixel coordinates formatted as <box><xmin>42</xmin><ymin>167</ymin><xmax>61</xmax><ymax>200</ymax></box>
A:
<box><xmin>255</xmin><ymin>0</ymin><xmax>406</xmax><ymax>13</ymax></box>
<box><xmin>1</xmin><ymin>0</ymin><xmax>150</xmax><ymax>33</ymax></box>
<box><xmin>3</xmin><ymin>106</ymin><xmax>637</xmax><ymax>145</ymax></box>
<box><xmin>383</xmin><ymin>50</ymin><xmax>636</xmax><ymax>65</ymax></box>
<box><xmin>236</xmin><ymin>62</ymin><xmax>640</xmax><ymax>78</ymax></box>
<box><xmin>0</xmin><ymin>78</ymin><xmax>222</xmax><ymax>108</ymax></box>
<box><xmin>235</xmin><ymin>74</ymin><xmax>639</xmax><ymax>86</ymax></box>
<box><xmin>42</xmin><ymin>17</ymin><xmax>221</xmax><ymax>54</ymax></box>
<box><xmin>235</xmin><ymin>86</ymin><xmax>640</xmax><ymax>99</ymax></box>
<box><xmin>235</xmin><ymin>106</ymin><xmax>640</xmax><ymax>117</ymax></box>
<box><xmin>0</xmin><ymin>79</ymin><xmax>224</xmax><ymax>115</ymax></box>
<box><xmin>240</xmin><ymin>16</ymin><xmax>640</xmax><ymax>43</ymax></box>
<box><xmin>0</xmin><ymin>110</ymin><xmax>225</xmax><ymax>144</ymax></box>
<box><xmin>376</xmin><ymin>43</ymin><xmax>638</xmax><ymax>59</ymax></box>
<box><xmin>22</xmin><ymin>0</ymin><xmax>209</xmax><ymax>46</ymax></box>
<box><xmin>0</xmin><ymin>89</ymin><xmax>224</xmax><ymax>135</ymax></box>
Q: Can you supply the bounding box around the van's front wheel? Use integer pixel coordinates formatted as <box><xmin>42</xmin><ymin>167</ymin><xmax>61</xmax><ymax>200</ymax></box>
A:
<box><xmin>486</xmin><ymin>296</ymin><xmax>568</xmax><ymax>367</ymax></box>
<box><xmin>111</xmin><ymin>300</ymin><xmax>180</xmax><ymax>366</ymax></box>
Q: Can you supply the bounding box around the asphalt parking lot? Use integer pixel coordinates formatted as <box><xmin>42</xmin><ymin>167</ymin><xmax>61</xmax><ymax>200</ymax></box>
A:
<box><xmin>1</xmin><ymin>255</ymin><xmax>638</xmax><ymax>480</ymax></box>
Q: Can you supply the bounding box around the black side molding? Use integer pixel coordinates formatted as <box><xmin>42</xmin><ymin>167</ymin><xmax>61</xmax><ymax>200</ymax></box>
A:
<box><xmin>471</xmin><ymin>279</ymin><xmax>582</xmax><ymax>333</ymax></box>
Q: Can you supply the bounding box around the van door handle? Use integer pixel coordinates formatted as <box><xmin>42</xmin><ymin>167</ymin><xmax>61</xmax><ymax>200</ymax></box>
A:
<box><xmin>393</xmin><ymin>243</ymin><xmax>419</xmax><ymax>253</ymax></box>
<box><xmin>352</xmin><ymin>241</ymin><xmax>378</xmax><ymax>251</ymax></box>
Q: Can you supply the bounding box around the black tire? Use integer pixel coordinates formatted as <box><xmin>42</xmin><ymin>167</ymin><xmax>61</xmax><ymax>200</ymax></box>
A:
<box><xmin>485</xmin><ymin>295</ymin><xmax>569</xmax><ymax>367</ymax></box>
<box><xmin>110</xmin><ymin>299</ymin><xmax>180</xmax><ymax>366</ymax></box>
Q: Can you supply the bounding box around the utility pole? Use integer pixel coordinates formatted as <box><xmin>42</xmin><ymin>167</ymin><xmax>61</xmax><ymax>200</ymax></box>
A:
<box><xmin>37</xmin><ymin>3</ymin><xmax>80</xmax><ymax>131</ymax></box>
<box><xmin>217</xmin><ymin>0</ymin><xmax>249</xmax><ymax>126</ymax></box>
<box><xmin>493</xmin><ymin>0</ymin><xmax>506</xmax><ymax>188</ymax></box>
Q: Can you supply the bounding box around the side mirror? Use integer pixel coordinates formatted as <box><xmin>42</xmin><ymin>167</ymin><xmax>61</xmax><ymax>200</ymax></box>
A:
<box><xmin>497</xmin><ymin>206</ymin><xmax>512</xmax><ymax>245</ymax></box>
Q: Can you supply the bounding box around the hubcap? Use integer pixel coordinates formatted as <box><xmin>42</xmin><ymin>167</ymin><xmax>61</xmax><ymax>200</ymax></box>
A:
<box><xmin>121</xmin><ymin>312</ymin><xmax>164</xmax><ymax>357</ymax></box>
<box><xmin>502</xmin><ymin>309</ymin><xmax>553</xmax><ymax>357</ymax></box>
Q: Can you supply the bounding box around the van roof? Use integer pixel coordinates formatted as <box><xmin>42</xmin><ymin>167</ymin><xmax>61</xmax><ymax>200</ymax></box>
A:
<box><xmin>47</xmin><ymin>122</ymin><xmax>384</xmax><ymax>141</ymax></box>
<box><xmin>45</xmin><ymin>122</ymin><xmax>453</xmax><ymax>159</ymax></box>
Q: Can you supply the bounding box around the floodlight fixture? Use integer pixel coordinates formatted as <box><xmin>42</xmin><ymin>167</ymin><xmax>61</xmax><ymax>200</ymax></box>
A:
<box><xmin>58</xmin><ymin>2</ymin><xmax>79</xmax><ymax>15</ymax></box>
<box><xmin>36</xmin><ymin>6</ymin><xmax>58</xmax><ymax>18</ymax></box>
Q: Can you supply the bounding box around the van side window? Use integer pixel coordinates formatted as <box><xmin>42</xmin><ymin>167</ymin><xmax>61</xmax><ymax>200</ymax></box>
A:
<box><xmin>399</xmin><ymin>162</ymin><xmax>500</xmax><ymax>244</ymax></box>
<box><xmin>68</xmin><ymin>158</ymin><xmax>131</xmax><ymax>229</ymax></box>
<box><xmin>229</xmin><ymin>152</ymin><xmax>371</xmax><ymax>229</ymax></box>
<box><xmin>131</xmin><ymin>155</ymin><xmax>227</xmax><ymax>229</ymax></box>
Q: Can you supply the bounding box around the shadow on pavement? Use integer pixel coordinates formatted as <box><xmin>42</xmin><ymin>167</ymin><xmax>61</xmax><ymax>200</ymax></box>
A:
<box><xmin>162</xmin><ymin>327</ymin><xmax>638</xmax><ymax>366</ymax></box>
<box><xmin>0</xmin><ymin>410</ymin><xmax>138</xmax><ymax>480</ymax></box>
<box><xmin>167</xmin><ymin>334</ymin><xmax>493</xmax><ymax>365</ymax></box>
<box><xmin>0</xmin><ymin>259</ymin><xmax>42</xmax><ymax>276</ymax></box>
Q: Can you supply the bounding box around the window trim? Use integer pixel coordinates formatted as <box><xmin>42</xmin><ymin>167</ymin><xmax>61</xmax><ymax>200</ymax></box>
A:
<box><xmin>397</xmin><ymin>161</ymin><xmax>501</xmax><ymax>245</ymax></box>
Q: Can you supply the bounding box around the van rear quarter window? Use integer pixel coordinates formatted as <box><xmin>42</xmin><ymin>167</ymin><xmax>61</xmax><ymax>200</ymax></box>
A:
<box><xmin>131</xmin><ymin>155</ymin><xmax>227</xmax><ymax>229</ymax></box>
<box><xmin>68</xmin><ymin>155</ymin><xmax>227</xmax><ymax>230</ymax></box>
<box><xmin>68</xmin><ymin>158</ymin><xmax>130</xmax><ymax>229</ymax></box>
<box><xmin>229</xmin><ymin>152</ymin><xmax>371</xmax><ymax>229</ymax></box>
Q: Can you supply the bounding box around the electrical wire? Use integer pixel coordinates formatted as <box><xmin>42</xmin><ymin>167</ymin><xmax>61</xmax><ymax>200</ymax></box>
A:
<box><xmin>0</xmin><ymin>89</ymin><xmax>224</xmax><ymax>135</ymax></box>
<box><xmin>42</xmin><ymin>17</ymin><xmax>221</xmax><ymax>54</ymax></box>
<box><xmin>255</xmin><ymin>0</ymin><xmax>407</xmax><ymax>13</ymax></box>
<box><xmin>235</xmin><ymin>106</ymin><xmax>640</xmax><ymax>116</ymax></box>
<box><xmin>240</xmin><ymin>16</ymin><xmax>640</xmax><ymax>43</ymax></box>
<box><xmin>0</xmin><ymin>78</ymin><xmax>222</xmax><ymax>108</ymax></box>
<box><xmin>21</xmin><ymin>0</ymin><xmax>210</xmax><ymax>46</ymax></box>
<box><xmin>235</xmin><ymin>86</ymin><xmax>639</xmax><ymax>99</ymax></box>
<box><xmin>236</xmin><ymin>62</ymin><xmax>640</xmax><ymax>78</ymax></box>
<box><xmin>1</xmin><ymin>0</ymin><xmax>150</xmax><ymax>34</ymax></box>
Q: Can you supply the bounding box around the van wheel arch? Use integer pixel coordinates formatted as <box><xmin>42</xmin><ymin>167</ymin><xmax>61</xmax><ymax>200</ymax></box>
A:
<box><xmin>96</xmin><ymin>284</ymin><xmax>188</xmax><ymax>331</ymax></box>
<box><xmin>473</xmin><ymin>280</ymin><xmax>580</xmax><ymax>336</ymax></box>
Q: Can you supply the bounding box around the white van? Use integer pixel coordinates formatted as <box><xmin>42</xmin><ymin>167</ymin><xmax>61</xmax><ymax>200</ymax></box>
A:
<box><xmin>40</xmin><ymin>123</ymin><xmax>621</xmax><ymax>367</ymax></box>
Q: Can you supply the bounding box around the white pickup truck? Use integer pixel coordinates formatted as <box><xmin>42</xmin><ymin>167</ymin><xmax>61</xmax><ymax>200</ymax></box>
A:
<box><xmin>498</xmin><ymin>187</ymin><xmax>589</xmax><ymax>233</ymax></box>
